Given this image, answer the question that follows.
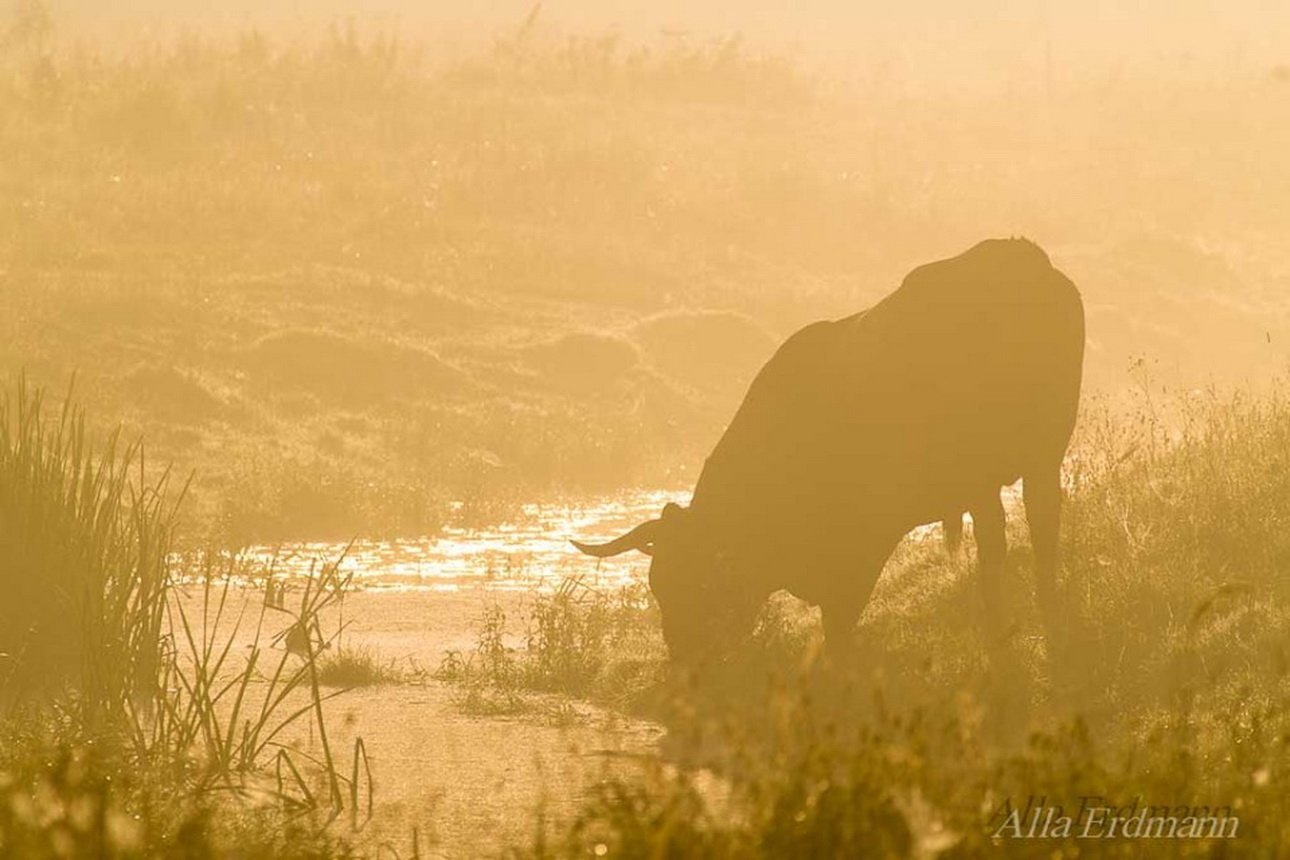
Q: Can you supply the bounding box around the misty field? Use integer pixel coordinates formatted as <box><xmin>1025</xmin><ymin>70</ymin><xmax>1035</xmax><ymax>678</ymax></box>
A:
<box><xmin>3</xmin><ymin>13</ymin><xmax>1287</xmax><ymax>542</ymax></box>
<box><xmin>3</xmin><ymin>6</ymin><xmax>1290</xmax><ymax>858</ymax></box>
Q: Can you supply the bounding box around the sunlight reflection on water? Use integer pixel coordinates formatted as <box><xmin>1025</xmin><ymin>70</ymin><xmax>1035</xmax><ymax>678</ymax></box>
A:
<box><xmin>240</xmin><ymin>489</ymin><xmax>690</xmax><ymax>593</ymax></box>
<box><xmin>235</xmin><ymin>483</ymin><xmax>1023</xmax><ymax>593</ymax></box>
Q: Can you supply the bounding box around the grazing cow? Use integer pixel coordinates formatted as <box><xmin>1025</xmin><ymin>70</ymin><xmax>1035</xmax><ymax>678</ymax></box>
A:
<box><xmin>574</xmin><ymin>238</ymin><xmax>1085</xmax><ymax>662</ymax></box>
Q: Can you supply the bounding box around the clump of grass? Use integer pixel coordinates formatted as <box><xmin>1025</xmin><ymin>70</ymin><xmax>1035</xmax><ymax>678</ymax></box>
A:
<box><xmin>438</xmin><ymin>580</ymin><xmax>665</xmax><ymax>715</ymax></box>
<box><xmin>316</xmin><ymin>646</ymin><xmax>401</xmax><ymax>688</ymax></box>
<box><xmin>436</xmin><ymin>604</ymin><xmax>526</xmax><ymax>715</ymax></box>
<box><xmin>439</xmin><ymin>580</ymin><xmax>821</xmax><ymax>730</ymax></box>
<box><xmin>524</xmin><ymin>578</ymin><xmax>663</xmax><ymax>701</ymax></box>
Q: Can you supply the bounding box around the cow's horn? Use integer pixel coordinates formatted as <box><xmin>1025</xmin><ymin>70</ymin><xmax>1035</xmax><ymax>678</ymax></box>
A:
<box><xmin>570</xmin><ymin>519</ymin><xmax>661</xmax><ymax>558</ymax></box>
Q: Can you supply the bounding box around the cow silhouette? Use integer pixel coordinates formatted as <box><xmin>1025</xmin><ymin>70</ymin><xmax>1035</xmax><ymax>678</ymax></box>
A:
<box><xmin>575</xmin><ymin>238</ymin><xmax>1085</xmax><ymax>661</ymax></box>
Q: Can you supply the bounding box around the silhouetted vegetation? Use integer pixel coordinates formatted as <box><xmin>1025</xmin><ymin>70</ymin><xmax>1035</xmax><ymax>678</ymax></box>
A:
<box><xmin>0</xmin><ymin>379</ymin><xmax>173</xmax><ymax>730</ymax></box>
<box><xmin>0</xmin><ymin>382</ymin><xmax>371</xmax><ymax>856</ymax></box>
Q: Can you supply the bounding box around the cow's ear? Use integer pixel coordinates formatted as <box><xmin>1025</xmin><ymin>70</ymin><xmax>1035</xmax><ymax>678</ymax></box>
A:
<box><xmin>661</xmin><ymin>502</ymin><xmax>686</xmax><ymax>520</ymax></box>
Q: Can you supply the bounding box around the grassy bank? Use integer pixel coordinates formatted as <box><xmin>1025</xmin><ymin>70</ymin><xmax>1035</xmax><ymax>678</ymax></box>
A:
<box><xmin>438</xmin><ymin>383</ymin><xmax>1290</xmax><ymax>856</ymax></box>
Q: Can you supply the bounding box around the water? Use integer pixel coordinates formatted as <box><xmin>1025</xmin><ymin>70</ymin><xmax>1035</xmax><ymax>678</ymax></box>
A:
<box><xmin>235</xmin><ymin>484</ymin><xmax>1023</xmax><ymax>593</ymax></box>
<box><xmin>239</xmin><ymin>489</ymin><xmax>690</xmax><ymax>593</ymax></box>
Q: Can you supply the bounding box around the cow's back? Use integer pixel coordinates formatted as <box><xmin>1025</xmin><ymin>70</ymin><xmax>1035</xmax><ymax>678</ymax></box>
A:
<box><xmin>850</xmin><ymin>238</ymin><xmax>1084</xmax><ymax>492</ymax></box>
<box><xmin>694</xmin><ymin>238</ymin><xmax>1084</xmax><ymax>536</ymax></box>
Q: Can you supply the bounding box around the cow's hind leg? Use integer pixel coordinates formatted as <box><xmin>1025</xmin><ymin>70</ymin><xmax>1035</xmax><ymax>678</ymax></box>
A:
<box><xmin>971</xmin><ymin>489</ymin><xmax>1032</xmax><ymax>742</ymax></box>
<box><xmin>1023</xmin><ymin>465</ymin><xmax>1063</xmax><ymax>635</ymax></box>
<box><xmin>943</xmin><ymin>514</ymin><xmax>963</xmax><ymax>556</ymax></box>
<box><xmin>970</xmin><ymin>490</ymin><xmax>1008</xmax><ymax>625</ymax></box>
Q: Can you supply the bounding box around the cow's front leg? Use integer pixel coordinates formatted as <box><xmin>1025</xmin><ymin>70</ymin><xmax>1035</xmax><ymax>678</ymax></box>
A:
<box><xmin>819</xmin><ymin>563</ymin><xmax>884</xmax><ymax>661</ymax></box>
<box><xmin>822</xmin><ymin>601</ymin><xmax>862</xmax><ymax>658</ymax></box>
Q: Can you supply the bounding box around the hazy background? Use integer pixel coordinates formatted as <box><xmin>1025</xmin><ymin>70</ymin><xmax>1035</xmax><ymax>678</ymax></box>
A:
<box><xmin>56</xmin><ymin>0</ymin><xmax>1290</xmax><ymax>86</ymax></box>
<box><xmin>4</xmin><ymin>0</ymin><xmax>1288</xmax><ymax>542</ymax></box>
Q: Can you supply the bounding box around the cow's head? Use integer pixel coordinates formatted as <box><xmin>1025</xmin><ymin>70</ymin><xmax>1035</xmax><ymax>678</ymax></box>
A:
<box><xmin>572</xmin><ymin>502</ymin><xmax>762</xmax><ymax>664</ymax></box>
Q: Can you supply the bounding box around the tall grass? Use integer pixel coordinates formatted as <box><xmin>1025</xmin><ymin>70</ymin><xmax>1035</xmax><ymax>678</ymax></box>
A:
<box><xmin>1057</xmin><ymin>384</ymin><xmax>1290</xmax><ymax>718</ymax></box>
<box><xmin>156</xmin><ymin>558</ymin><xmax>363</xmax><ymax>812</ymax></box>
<box><xmin>0</xmin><ymin>378</ymin><xmax>177</xmax><ymax>733</ymax></box>
<box><xmin>0</xmin><ymin>380</ymin><xmax>368</xmax><ymax>855</ymax></box>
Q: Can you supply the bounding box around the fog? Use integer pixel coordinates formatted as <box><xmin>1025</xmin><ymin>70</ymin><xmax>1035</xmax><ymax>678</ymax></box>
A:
<box><xmin>57</xmin><ymin>0</ymin><xmax>1290</xmax><ymax>86</ymax></box>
